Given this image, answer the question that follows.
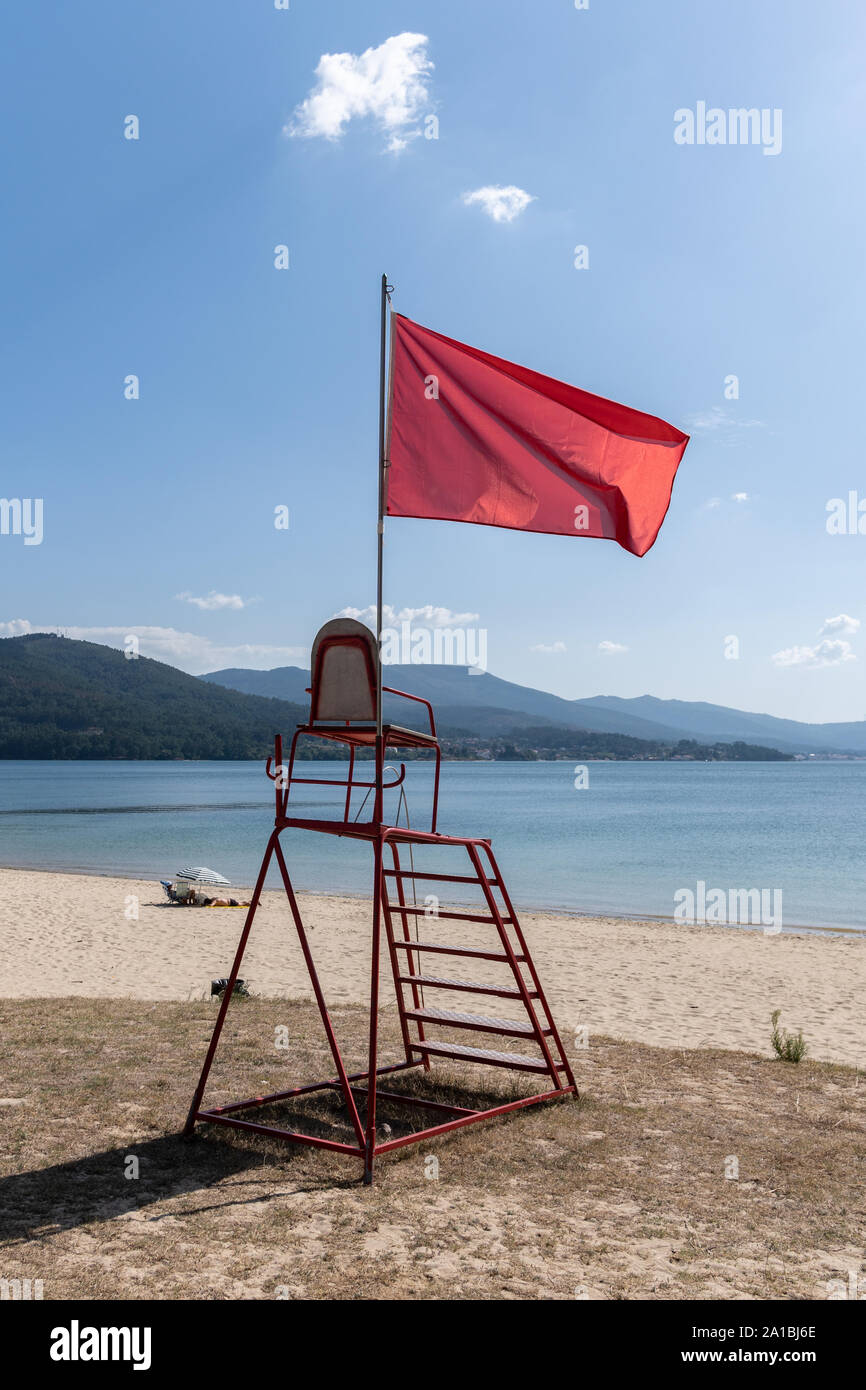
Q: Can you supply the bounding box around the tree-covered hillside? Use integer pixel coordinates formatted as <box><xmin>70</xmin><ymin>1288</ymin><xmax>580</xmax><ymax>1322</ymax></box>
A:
<box><xmin>0</xmin><ymin>634</ymin><xmax>306</xmax><ymax>759</ymax></box>
<box><xmin>0</xmin><ymin>635</ymin><xmax>794</xmax><ymax>762</ymax></box>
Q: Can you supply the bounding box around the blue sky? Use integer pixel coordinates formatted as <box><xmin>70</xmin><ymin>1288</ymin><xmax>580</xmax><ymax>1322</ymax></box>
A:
<box><xmin>1</xmin><ymin>0</ymin><xmax>864</xmax><ymax>723</ymax></box>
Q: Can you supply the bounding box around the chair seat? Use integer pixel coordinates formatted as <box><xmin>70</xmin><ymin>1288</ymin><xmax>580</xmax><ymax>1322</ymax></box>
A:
<box><xmin>299</xmin><ymin>722</ymin><xmax>439</xmax><ymax>750</ymax></box>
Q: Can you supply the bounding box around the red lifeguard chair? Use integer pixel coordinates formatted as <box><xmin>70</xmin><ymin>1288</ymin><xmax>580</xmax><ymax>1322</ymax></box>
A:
<box><xmin>184</xmin><ymin>617</ymin><xmax>577</xmax><ymax>1182</ymax></box>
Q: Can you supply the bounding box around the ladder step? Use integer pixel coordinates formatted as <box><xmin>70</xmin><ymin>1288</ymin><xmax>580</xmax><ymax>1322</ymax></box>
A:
<box><xmin>399</xmin><ymin>974</ymin><xmax>538</xmax><ymax>1000</ymax></box>
<box><xmin>392</xmin><ymin>941</ymin><xmax>525</xmax><ymax>962</ymax></box>
<box><xmin>384</xmin><ymin>869</ymin><xmax>498</xmax><ymax>886</ymax></box>
<box><xmin>405</xmin><ymin>1007</ymin><xmax>550</xmax><ymax>1039</ymax></box>
<box><xmin>387</xmin><ymin>904</ymin><xmax>514</xmax><ymax>926</ymax></box>
<box><xmin>411</xmin><ymin>1040</ymin><xmax>565</xmax><ymax>1075</ymax></box>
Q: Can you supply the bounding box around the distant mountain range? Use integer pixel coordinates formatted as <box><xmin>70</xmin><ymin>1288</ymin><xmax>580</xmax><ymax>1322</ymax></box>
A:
<box><xmin>203</xmin><ymin>663</ymin><xmax>866</xmax><ymax>756</ymax></box>
<box><xmin>0</xmin><ymin>634</ymin><xmax>859</xmax><ymax>760</ymax></box>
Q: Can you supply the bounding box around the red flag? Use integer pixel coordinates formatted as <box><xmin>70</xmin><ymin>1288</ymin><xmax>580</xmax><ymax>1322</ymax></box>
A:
<box><xmin>386</xmin><ymin>314</ymin><xmax>689</xmax><ymax>557</ymax></box>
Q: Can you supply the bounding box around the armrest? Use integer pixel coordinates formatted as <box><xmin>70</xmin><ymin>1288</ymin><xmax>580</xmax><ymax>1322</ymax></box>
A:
<box><xmin>382</xmin><ymin>686</ymin><xmax>437</xmax><ymax>738</ymax></box>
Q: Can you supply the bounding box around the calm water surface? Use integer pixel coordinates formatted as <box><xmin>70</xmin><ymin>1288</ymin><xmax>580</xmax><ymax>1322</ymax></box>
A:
<box><xmin>0</xmin><ymin>760</ymin><xmax>863</xmax><ymax>930</ymax></box>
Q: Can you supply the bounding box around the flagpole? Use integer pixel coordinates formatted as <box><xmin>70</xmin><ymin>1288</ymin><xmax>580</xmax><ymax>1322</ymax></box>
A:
<box><xmin>375</xmin><ymin>272</ymin><xmax>389</xmax><ymax>820</ymax></box>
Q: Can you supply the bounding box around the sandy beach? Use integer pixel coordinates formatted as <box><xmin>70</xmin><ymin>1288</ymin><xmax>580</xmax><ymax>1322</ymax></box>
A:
<box><xmin>1</xmin><ymin>867</ymin><xmax>863</xmax><ymax>1068</ymax></box>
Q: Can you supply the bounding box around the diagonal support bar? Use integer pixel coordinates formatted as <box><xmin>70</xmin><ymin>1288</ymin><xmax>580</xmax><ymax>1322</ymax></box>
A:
<box><xmin>183</xmin><ymin>831</ymin><xmax>278</xmax><ymax>1134</ymax></box>
<box><xmin>272</xmin><ymin>837</ymin><xmax>366</xmax><ymax>1149</ymax></box>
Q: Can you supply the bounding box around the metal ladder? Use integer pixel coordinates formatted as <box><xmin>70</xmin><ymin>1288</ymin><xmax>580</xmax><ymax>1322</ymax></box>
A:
<box><xmin>381</xmin><ymin>836</ymin><xmax>576</xmax><ymax>1090</ymax></box>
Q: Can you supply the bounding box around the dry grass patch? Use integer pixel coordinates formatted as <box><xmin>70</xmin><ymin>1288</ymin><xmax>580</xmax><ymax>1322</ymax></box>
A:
<box><xmin>0</xmin><ymin>997</ymin><xmax>863</xmax><ymax>1301</ymax></box>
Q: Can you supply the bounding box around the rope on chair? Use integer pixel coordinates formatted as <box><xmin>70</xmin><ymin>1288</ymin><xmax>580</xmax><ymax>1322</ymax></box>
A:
<box><xmin>352</xmin><ymin>766</ymin><xmax>424</xmax><ymax>1014</ymax></box>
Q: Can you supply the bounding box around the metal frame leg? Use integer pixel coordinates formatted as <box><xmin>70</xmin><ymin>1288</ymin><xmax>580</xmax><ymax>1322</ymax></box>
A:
<box><xmin>363</xmin><ymin>832</ymin><xmax>384</xmax><ymax>1183</ymax></box>
<box><xmin>183</xmin><ymin>831</ymin><xmax>277</xmax><ymax>1135</ymax></box>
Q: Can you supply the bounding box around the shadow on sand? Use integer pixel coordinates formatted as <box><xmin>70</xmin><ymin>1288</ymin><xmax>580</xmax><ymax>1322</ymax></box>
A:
<box><xmin>0</xmin><ymin>1116</ymin><xmax>365</xmax><ymax>1247</ymax></box>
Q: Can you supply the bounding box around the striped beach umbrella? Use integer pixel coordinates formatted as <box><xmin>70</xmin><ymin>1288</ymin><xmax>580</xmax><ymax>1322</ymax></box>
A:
<box><xmin>175</xmin><ymin>866</ymin><xmax>232</xmax><ymax>886</ymax></box>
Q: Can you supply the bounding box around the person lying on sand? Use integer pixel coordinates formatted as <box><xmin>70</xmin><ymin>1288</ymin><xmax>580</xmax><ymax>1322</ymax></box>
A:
<box><xmin>160</xmin><ymin>880</ymin><xmax>250</xmax><ymax>907</ymax></box>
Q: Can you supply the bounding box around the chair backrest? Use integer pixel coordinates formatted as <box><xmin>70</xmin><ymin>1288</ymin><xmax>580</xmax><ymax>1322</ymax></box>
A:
<box><xmin>309</xmin><ymin>618</ymin><xmax>379</xmax><ymax>722</ymax></box>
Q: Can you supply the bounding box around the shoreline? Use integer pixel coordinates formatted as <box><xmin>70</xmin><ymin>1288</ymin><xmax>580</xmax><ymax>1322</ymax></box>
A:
<box><xmin>3</xmin><ymin>755</ymin><xmax>866</xmax><ymax>762</ymax></box>
<box><xmin>1</xmin><ymin>867</ymin><xmax>863</xmax><ymax>1068</ymax></box>
<box><xmin>1</xmin><ymin>861</ymin><xmax>861</xmax><ymax>937</ymax></box>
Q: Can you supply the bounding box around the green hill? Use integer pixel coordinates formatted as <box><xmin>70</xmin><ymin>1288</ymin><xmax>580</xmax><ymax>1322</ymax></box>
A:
<box><xmin>0</xmin><ymin>635</ymin><xmax>793</xmax><ymax>762</ymax></box>
<box><xmin>0</xmin><ymin>634</ymin><xmax>307</xmax><ymax>759</ymax></box>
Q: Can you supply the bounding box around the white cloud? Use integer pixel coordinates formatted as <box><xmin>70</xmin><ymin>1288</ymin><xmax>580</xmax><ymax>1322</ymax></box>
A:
<box><xmin>0</xmin><ymin>621</ymin><xmax>305</xmax><ymax>675</ymax></box>
<box><xmin>336</xmin><ymin>604</ymin><xmax>480</xmax><ymax>629</ymax></box>
<box><xmin>771</xmin><ymin>640</ymin><xmax>856</xmax><ymax>669</ymax></box>
<box><xmin>462</xmin><ymin>185</ymin><xmax>535</xmax><ymax>223</ymax></box>
<box><xmin>286</xmin><ymin>32</ymin><xmax>433</xmax><ymax>152</ymax></box>
<box><xmin>703</xmin><ymin>493</ymin><xmax>751</xmax><ymax>511</ymax></box>
<box><xmin>175</xmin><ymin>591</ymin><xmax>252</xmax><ymax>612</ymax></box>
<box><xmin>818</xmin><ymin>614</ymin><xmax>860</xmax><ymax>637</ymax></box>
<box><xmin>687</xmin><ymin>406</ymin><xmax>765</xmax><ymax>434</ymax></box>
<box><xmin>530</xmin><ymin>641</ymin><xmax>566</xmax><ymax>654</ymax></box>
<box><xmin>598</xmin><ymin>640</ymin><xmax>628</xmax><ymax>655</ymax></box>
